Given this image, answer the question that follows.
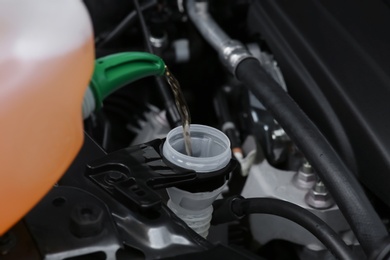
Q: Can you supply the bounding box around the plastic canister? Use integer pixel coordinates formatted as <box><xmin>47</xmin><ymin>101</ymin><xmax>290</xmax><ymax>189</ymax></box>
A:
<box><xmin>0</xmin><ymin>0</ymin><xmax>94</xmax><ymax>235</ymax></box>
<box><xmin>163</xmin><ymin>124</ymin><xmax>231</xmax><ymax>237</ymax></box>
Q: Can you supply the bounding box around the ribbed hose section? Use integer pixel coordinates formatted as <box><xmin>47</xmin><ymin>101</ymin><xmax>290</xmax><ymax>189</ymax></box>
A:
<box><xmin>168</xmin><ymin>200</ymin><xmax>213</xmax><ymax>238</ymax></box>
<box><xmin>236</xmin><ymin>58</ymin><xmax>388</xmax><ymax>256</ymax></box>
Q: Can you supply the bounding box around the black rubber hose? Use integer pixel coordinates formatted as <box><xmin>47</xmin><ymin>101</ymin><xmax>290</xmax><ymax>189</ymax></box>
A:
<box><xmin>132</xmin><ymin>0</ymin><xmax>181</xmax><ymax>127</ymax></box>
<box><xmin>214</xmin><ymin>90</ymin><xmax>241</xmax><ymax>149</ymax></box>
<box><xmin>232</xmin><ymin>198</ymin><xmax>355</xmax><ymax>260</ymax></box>
<box><xmin>235</xmin><ymin>58</ymin><xmax>388</xmax><ymax>255</ymax></box>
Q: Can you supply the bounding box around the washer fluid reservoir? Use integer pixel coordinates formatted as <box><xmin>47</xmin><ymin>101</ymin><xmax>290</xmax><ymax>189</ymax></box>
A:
<box><xmin>0</xmin><ymin>0</ymin><xmax>94</xmax><ymax>235</ymax></box>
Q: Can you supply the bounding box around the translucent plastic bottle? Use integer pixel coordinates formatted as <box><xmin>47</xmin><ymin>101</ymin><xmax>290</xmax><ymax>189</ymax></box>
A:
<box><xmin>0</xmin><ymin>0</ymin><xmax>94</xmax><ymax>235</ymax></box>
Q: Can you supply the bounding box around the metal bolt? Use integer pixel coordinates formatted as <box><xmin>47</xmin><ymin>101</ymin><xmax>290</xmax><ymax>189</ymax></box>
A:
<box><xmin>305</xmin><ymin>180</ymin><xmax>335</xmax><ymax>209</ymax></box>
<box><xmin>293</xmin><ymin>160</ymin><xmax>316</xmax><ymax>189</ymax></box>
<box><xmin>313</xmin><ymin>180</ymin><xmax>327</xmax><ymax>193</ymax></box>
<box><xmin>301</xmin><ymin>160</ymin><xmax>314</xmax><ymax>174</ymax></box>
<box><xmin>69</xmin><ymin>204</ymin><xmax>104</xmax><ymax>238</ymax></box>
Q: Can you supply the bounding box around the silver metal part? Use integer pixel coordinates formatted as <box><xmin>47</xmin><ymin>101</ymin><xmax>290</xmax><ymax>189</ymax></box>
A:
<box><xmin>186</xmin><ymin>0</ymin><xmax>253</xmax><ymax>75</ymax></box>
<box><xmin>127</xmin><ymin>104</ymin><xmax>170</xmax><ymax>145</ymax></box>
<box><xmin>293</xmin><ymin>161</ymin><xmax>317</xmax><ymax>189</ymax></box>
<box><xmin>25</xmin><ymin>187</ymin><xmax>121</xmax><ymax>260</ymax></box>
<box><xmin>301</xmin><ymin>160</ymin><xmax>314</xmax><ymax>173</ymax></box>
<box><xmin>150</xmin><ymin>33</ymin><xmax>168</xmax><ymax>49</ymax></box>
<box><xmin>241</xmin><ymin>159</ymin><xmax>358</xmax><ymax>250</ymax></box>
<box><xmin>271</xmin><ymin>127</ymin><xmax>289</xmax><ymax>142</ymax></box>
<box><xmin>220</xmin><ymin>40</ymin><xmax>254</xmax><ymax>75</ymax></box>
<box><xmin>305</xmin><ymin>181</ymin><xmax>335</xmax><ymax>209</ymax></box>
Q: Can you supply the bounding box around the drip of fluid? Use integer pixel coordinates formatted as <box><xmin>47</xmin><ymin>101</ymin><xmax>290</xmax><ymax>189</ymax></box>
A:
<box><xmin>164</xmin><ymin>66</ymin><xmax>192</xmax><ymax>156</ymax></box>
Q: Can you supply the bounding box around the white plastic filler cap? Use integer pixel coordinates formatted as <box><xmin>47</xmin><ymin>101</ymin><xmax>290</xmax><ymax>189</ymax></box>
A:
<box><xmin>162</xmin><ymin>124</ymin><xmax>231</xmax><ymax>172</ymax></box>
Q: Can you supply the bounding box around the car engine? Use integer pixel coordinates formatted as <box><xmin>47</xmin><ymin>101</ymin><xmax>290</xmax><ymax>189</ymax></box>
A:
<box><xmin>1</xmin><ymin>0</ymin><xmax>390</xmax><ymax>259</ymax></box>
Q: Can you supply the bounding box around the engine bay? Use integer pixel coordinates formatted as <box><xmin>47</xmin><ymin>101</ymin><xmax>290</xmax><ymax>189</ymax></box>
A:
<box><xmin>2</xmin><ymin>0</ymin><xmax>390</xmax><ymax>259</ymax></box>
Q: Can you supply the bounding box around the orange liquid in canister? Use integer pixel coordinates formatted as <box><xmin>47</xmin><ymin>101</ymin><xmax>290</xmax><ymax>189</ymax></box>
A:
<box><xmin>0</xmin><ymin>0</ymin><xmax>94</xmax><ymax>235</ymax></box>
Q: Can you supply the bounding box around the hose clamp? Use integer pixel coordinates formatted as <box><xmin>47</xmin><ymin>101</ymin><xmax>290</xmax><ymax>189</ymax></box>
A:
<box><xmin>220</xmin><ymin>40</ymin><xmax>256</xmax><ymax>76</ymax></box>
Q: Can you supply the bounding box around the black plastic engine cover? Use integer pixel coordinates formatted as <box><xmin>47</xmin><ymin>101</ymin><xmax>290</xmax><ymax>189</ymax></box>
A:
<box><xmin>247</xmin><ymin>0</ymin><xmax>390</xmax><ymax>205</ymax></box>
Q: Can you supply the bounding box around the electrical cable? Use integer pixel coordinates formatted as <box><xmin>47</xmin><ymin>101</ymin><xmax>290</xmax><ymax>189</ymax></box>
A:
<box><xmin>96</xmin><ymin>0</ymin><xmax>157</xmax><ymax>47</ymax></box>
<box><xmin>212</xmin><ymin>196</ymin><xmax>356</xmax><ymax>260</ymax></box>
<box><xmin>214</xmin><ymin>90</ymin><xmax>241</xmax><ymax>153</ymax></box>
<box><xmin>132</xmin><ymin>0</ymin><xmax>154</xmax><ymax>53</ymax></box>
<box><xmin>236</xmin><ymin>198</ymin><xmax>355</xmax><ymax>260</ymax></box>
<box><xmin>132</xmin><ymin>0</ymin><xmax>182</xmax><ymax>127</ymax></box>
<box><xmin>235</xmin><ymin>58</ymin><xmax>389</xmax><ymax>256</ymax></box>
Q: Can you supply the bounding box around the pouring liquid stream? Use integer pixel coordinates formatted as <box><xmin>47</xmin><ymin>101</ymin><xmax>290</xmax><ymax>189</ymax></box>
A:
<box><xmin>164</xmin><ymin>66</ymin><xmax>192</xmax><ymax>156</ymax></box>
